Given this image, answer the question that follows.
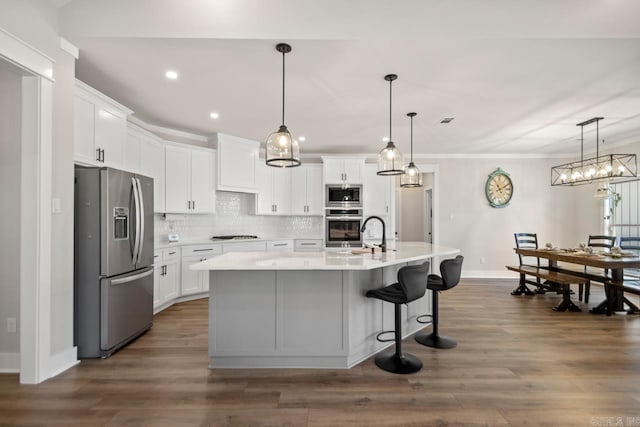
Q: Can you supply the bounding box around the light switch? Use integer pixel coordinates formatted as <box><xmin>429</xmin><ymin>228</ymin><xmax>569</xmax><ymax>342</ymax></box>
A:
<box><xmin>52</xmin><ymin>198</ymin><xmax>62</xmax><ymax>214</ymax></box>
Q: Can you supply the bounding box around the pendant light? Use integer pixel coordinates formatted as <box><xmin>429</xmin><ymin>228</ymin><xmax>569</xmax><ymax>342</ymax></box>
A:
<box><xmin>265</xmin><ymin>43</ymin><xmax>301</xmax><ymax>168</ymax></box>
<box><xmin>400</xmin><ymin>112</ymin><xmax>423</xmax><ymax>187</ymax></box>
<box><xmin>377</xmin><ymin>74</ymin><xmax>404</xmax><ymax>175</ymax></box>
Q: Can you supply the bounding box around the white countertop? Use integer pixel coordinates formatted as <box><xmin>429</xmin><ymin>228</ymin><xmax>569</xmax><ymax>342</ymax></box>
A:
<box><xmin>191</xmin><ymin>242</ymin><xmax>459</xmax><ymax>271</ymax></box>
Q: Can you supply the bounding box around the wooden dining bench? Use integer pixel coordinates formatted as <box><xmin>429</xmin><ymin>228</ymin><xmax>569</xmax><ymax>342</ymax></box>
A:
<box><xmin>603</xmin><ymin>280</ymin><xmax>640</xmax><ymax>315</ymax></box>
<box><xmin>506</xmin><ymin>265</ymin><xmax>589</xmax><ymax>311</ymax></box>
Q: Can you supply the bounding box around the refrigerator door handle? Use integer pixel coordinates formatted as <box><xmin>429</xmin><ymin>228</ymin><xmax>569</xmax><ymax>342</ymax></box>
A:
<box><xmin>110</xmin><ymin>267</ymin><xmax>153</xmax><ymax>285</ymax></box>
<box><xmin>131</xmin><ymin>177</ymin><xmax>141</xmax><ymax>265</ymax></box>
<box><xmin>135</xmin><ymin>177</ymin><xmax>145</xmax><ymax>264</ymax></box>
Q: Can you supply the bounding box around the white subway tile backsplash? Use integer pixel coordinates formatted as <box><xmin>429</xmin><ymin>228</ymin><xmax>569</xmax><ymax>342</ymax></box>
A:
<box><xmin>155</xmin><ymin>192</ymin><xmax>323</xmax><ymax>242</ymax></box>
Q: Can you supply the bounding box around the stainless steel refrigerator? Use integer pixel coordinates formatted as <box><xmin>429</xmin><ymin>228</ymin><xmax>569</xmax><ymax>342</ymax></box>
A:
<box><xmin>74</xmin><ymin>166</ymin><xmax>154</xmax><ymax>358</ymax></box>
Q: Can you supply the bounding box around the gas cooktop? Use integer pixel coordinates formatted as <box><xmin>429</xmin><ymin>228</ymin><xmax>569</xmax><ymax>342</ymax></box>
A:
<box><xmin>211</xmin><ymin>235</ymin><xmax>259</xmax><ymax>241</ymax></box>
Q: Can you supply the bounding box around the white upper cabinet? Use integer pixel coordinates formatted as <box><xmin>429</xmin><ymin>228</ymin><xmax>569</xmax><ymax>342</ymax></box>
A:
<box><xmin>217</xmin><ymin>133</ymin><xmax>258</xmax><ymax>193</ymax></box>
<box><xmin>122</xmin><ymin>127</ymin><xmax>141</xmax><ymax>173</ymax></box>
<box><xmin>165</xmin><ymin>144</ymin><xmax>214</xmax><ymax>214</ymax></box>
<box><xmin>322</xmin><ymin>157</ymin><xmax>364</xmax><ymax>184</ymax></box>
<box><xmin>291</xmin><ymin>164</ymin><xmax>323</xmax><ymax>215</ymax></box>
<box><xmin>363</xmin><ymin>163</ymin><xmax>393</xmax><ymax>216</ymax></box>
<box><xmin>255</xmin><ymin>159</ymin><xmax>291</xmax><ymax>215</ymax></box>
<box><xmin>74</xmin><ymin>80</ymin><xmax>132</xmax><ymax>168</ymax></box>
<box><xmin>138</xmin><ymin>133</ymin><xmax>166</xmax><ymax>213</ymax></box>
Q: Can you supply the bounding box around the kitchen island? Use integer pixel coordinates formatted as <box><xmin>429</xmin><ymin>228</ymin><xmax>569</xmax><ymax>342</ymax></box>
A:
<box><xmin>191</xmin><ymin>242</ymin><xmax>460</xmax><ymax>369</ymax></box>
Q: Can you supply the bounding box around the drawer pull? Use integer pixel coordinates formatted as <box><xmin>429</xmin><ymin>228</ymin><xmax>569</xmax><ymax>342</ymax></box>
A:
<box><xmin>193</xmin><ymin>248</ymin><xmax>213</xmax><ymax>252</ymax></box>
<box><xmin>299</xmin><ymin>243</ymin><xmax>316</xmax><ymax>246</ymax></box>
<box><xmin>273</xmin><ymin>243</ymin><xmax>288</xmax><ymax>247</ymax></box>
<box><xmin>168</xmin><ymin>251</ymin><xmax>176</xmax><ymax>255</ymax></box>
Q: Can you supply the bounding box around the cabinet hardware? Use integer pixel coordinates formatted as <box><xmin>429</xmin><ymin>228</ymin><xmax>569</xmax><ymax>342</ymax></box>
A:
<box><xmin>169</xmin><ymin>251</ymin><xmax>176</xmax><ymax>255</ymax></box>
<box><xmin>192</xmin><ymin>200</ymin><xmax>195</xmax><ymax>210</ymax></box>
<box><xmin>101</xmin><ymin>149</ymin><xmax>105</xmax><ymax>162</ymax></box>
<box><xmin>193</xmin><ymin>248</ymin><xmax>213</xmax><ymax>252</ymax></box>
<box><xmin>300</xmin><ymin>243</ymin><xmax>316</xmax><ymax>246</ymax></box>
<box><xmin>188</xmin><ymin>200</ymin><xmax>191</xmax><ymax>209</ymax></box>
<box><xmin>96</xmin><ymin>148</ymin><xmax>101</xmax><ymax>161</ymax></box>
<box><xmin>274</xmin><ymin>243</ymin><xmax>288</xmax><ymax>247</ymax></box>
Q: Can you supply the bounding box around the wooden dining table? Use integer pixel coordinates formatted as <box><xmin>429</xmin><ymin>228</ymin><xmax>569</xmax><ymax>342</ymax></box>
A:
<box><xmin>514</xmin><ymin>247</ymin><xmax>640</xmax><ymax>314</ymax></box>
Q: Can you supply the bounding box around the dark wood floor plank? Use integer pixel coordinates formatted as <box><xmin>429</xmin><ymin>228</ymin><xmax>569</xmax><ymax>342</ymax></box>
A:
<box><xmin>1</xmin><ymin>280</ymin><xmax>640</xmax><ymax>426</ymax></box>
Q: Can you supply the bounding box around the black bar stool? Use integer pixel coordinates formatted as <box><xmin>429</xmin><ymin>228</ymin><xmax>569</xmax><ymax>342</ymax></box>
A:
<box><xmin>415</xmin><ymin>255</ymin><xmax>463</xmax><ymax>349</ymax></box>
<box><xmin>365</xmin><ymin>261</ymin><xmax>429</xmax><ymax>374</ymax></box>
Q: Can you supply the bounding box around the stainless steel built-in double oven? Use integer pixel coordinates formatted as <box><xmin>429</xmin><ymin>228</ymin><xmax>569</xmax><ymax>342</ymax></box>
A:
<box><xmin>325</xmin><ymin>208</ymin><xmax>363</xmax><ymax>248</ymax></box>
<box><xmin>325</xmin><ymin>184</ymin><xmax>363</xmax><ymax>247</ymax></box>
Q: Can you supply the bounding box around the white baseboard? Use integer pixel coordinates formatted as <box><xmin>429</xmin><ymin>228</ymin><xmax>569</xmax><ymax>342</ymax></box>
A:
<box><xmin>48</xmin><ymin>346</ymin><xmax>78</xmax><ymax>379</ymax></box>
<box><xmin>0</xmin><ymin>352</ymin><xmax>19</xmax><ymax>373</ymax></box>
<box><xmin>463</xmin><ymin>270</ymin><xmax>519</xmax><ymax>279</ymax></box>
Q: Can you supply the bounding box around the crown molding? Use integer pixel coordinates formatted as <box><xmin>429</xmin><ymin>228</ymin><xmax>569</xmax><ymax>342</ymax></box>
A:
<box><xmin>128</xmin><ymin>116</ymin><xmax>208</xmax><ymax>143</ymax></box>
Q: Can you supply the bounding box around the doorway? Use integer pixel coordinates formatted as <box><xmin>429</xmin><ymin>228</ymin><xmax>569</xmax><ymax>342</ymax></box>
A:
<box><xmin>424</xmin><ymin>188</ymin><xmax>433</xmax><ymax>243</ymax></box>
<box><xmin>396</xmin><ymin>170</ymin><xmax>437</xmax><ymax>244</ymax></box>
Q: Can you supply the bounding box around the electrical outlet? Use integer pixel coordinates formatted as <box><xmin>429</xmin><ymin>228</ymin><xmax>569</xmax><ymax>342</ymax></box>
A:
<box><xmin>7</xmin><ymin>317</ymin><xmax>17</xmax><ymax>333</ymax></box>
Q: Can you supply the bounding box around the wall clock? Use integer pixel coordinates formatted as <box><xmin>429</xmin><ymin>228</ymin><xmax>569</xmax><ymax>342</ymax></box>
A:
<box><xmin>485</xmin><ymin>168</ymin><xmax>513</xmax><ymax>208</ymax></box>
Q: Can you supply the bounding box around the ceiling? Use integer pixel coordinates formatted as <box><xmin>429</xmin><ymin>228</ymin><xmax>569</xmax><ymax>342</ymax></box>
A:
<box><xmin>58</xmin><ymin>0</ymin><xmax>640</xmax><ymax>157</ymax></box>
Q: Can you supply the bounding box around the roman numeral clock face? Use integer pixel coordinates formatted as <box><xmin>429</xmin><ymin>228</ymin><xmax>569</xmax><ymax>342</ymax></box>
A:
<box><xmin>485</xmin><ymin>169</ymin><xmax>513</xmax><ymax>208</ymax></box>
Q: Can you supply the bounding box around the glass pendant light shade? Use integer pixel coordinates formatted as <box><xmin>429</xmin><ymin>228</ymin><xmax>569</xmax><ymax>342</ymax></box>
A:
<box><xmin>378</xmin><ymin>141</ymin><xmax>404</xmax><ymax>175</ymax></box>
<box><xmin>401</xmin><ymin>112</ymin><xmax>423</xmax><ymax>187</ymax></box>
<box><xmin>265</xmin><ymin>125</ymin><xmax>300</xmax><ymax>167</ymax></box>
<box><xmin>401</xmin><ymin>162</ymin><xmax>423</xmax><ymax>187</ymax></box>
<box><xmin>377</xmin><ymin>74</ymin><xmax>404</xmax><ymax>176</ymax></box>
<box><xmin>266</xmin><ymin>43</ymin><xmax>301</xmax><ymax>168</ymax></box>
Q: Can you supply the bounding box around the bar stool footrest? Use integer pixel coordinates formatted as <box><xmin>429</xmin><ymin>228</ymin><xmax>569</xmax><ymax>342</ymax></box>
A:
<box><xmin>375</xmin><ymin>330</ymin><xmax>396</xmax><ymax>343</ymax></box>
<box><xmin>416</xmin><ymin>314</ymin><xmax>433</xmax><ymax>324</ymax></box>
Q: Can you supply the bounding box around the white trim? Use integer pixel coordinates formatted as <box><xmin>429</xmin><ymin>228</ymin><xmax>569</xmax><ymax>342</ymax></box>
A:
<box><xmin>0</xmin><ymin>27</ymin><xmax>54</xmax><ymax>80</ymax></box>
<box><xmin>48</xmin><ymin>347</ymin><xmax>79</xmax><ymax>378</ymax></box>
<box><xmin>0</xmin><ymin>352</ymin><xmax>20</xmax><ymax>373</ymax></box>
<box><xmin>129</xmin><ymin>116</ymin><xmax>208</xmax><ymax>143</ymax></box>
<box><xmin>413</xmin><ymin>152</ymin><xmax>574</xmax><ymax>159</ymax></box>
<box><xmin>20</xmin><ymin>76</ymin><xmax>53</xmax><ymax>384</ymax></box>
<box><xmin>463</xmin><ymin>270</ymin><xmax>519</xmax><ymax>279</ymax></box>
<box><xmin>59</xmin><ymin>37</ymin><xmax>79</xmax><ymax>59</ymax></box>
<box><xmin>75</xmin><ymin>79</ymin><xmax>133</xmax><ymax>115</ymax></box>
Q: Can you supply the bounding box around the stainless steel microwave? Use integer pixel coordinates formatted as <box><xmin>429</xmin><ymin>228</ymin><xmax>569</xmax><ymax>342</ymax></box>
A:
<box><xmin>325</xmin><ymin>184</ymin><xmax>362</xmax><ymax>208</ymax></box>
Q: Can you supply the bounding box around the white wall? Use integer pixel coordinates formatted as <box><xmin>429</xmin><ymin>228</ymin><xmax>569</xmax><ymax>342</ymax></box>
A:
<box><xmin>410</xmin><ymin>156</ymin><xmax>578</xmax><ymax>277</ymax></box>
<box><xmin>0</xmin><ymin>0</ymin><xmax>59</xmax><ymax>59</ymax></box>
<box><xmin>0</xmin><ymin>60</ymin><xmax>23</xmax><ymax>358</ymax></box>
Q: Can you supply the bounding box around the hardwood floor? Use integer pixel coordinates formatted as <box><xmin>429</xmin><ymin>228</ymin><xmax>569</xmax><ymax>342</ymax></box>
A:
<box><xmin>2</xmin><ymin>280</ymin><xmax>640</xmax><ymax>426</ymax></box>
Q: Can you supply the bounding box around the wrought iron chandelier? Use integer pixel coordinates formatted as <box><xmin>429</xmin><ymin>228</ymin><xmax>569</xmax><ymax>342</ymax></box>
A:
<box><xmin>550</xmin><ymin>117</ymin><xmax>636</xmax><ymax>186</ymax></box>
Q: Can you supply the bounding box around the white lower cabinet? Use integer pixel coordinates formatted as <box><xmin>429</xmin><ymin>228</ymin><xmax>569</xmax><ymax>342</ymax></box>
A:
<box><xmin>154</xmin><ymin>248</ymin><xmax>179</xmax><ymax>309</ymax></box>
<box><xmin>181</xmin><ymin>244</ymin><xmax>223</xmax><ymax>296</ymax></box>
<box><xmin>295</xmin><ymin>239</ymin><xmax>323</xmax><ymax>252</ymax></box>
<box><xmin>267</xmin><ymin>240</ymin><xmax>294</xmax><ymax>252</ymax></box>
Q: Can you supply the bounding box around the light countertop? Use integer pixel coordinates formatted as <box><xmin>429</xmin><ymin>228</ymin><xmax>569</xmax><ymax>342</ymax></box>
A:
<box><xmin>191</xmin><ymin>242</ymin><xmax>459</xmax><ymax>271</ymax></box>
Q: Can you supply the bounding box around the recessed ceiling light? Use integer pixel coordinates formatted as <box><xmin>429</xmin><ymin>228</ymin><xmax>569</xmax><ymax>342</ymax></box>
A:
<box><xmin>382</xmin><ymin>137</ymin><xmax>390</xmax><ymax>142</ymax></box>
<box><xmin>209</xmin><ymin>112</ymin><xmax>220</xmax><ymax>119</ymax></box>
<box><xmin>298</xmin><ymin>136</ymin><xmax>306</xmax><ymax>142</ymax></box>
<box><xmin>440</xmin><ymin>117</ymin><xmax>455</xmax><ymax>123</ymax></box>
<box><xmin>165</xmin><ymin>70</ymin><xmax>178</xmax><ymax>80</ymax></box>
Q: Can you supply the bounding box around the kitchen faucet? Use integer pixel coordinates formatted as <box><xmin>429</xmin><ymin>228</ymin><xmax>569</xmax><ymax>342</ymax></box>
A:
<box><xmin>361</xmin><ymin>216</ymin><xmax>386</xmax><ymax>253</ymax></box>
